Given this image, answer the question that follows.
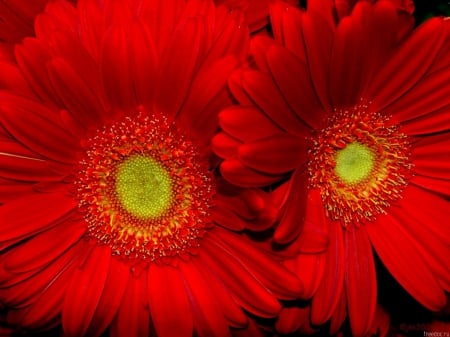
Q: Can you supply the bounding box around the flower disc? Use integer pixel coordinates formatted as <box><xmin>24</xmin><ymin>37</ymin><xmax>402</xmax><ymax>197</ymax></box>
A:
<box><xmin>75</xmin><ymin>113</ymin><xmax>213</xmax><ymax>260</ymax></box>
<box><xmin>308</xmin><ymin>103</ymin><xmax>413</xmax><ymax>226</ymax></box>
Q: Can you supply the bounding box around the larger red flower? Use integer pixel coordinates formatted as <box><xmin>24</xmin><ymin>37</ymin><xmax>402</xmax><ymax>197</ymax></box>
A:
<box><xmin>0</xmin><ymin>0</ymin><xmax>302</xmax><ymax>336</ymax></box>
<box><xmin>214</xmin><ymin>0</ymin><xmax>450</xmax><ymax>336</ymax></box>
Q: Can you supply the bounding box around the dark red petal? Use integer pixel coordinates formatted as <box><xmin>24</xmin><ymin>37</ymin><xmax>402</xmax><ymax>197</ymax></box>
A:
<box><xmin>294</xmin><ymin>188</ymin><xmax>329</xmax><ymax>252</ymax></box>
<box><xmin>155</xmin><ymin>17</ymin><xmax>206</xmax><ymax>118</ymax></box>
<box><xmin>186</xmin><ymin>257</ymin><xmax>247</xmax><ymax>328</ymax></box>
<box><xmin>330</xmin><ymin>9</ymin><xmax>366</xmax><ymax>108</ymax></box>
<box><xmin>0</xmin><ymin>192</ymin><xmax>76</xmax><ymax>242</ymax></box>
<box><xmin>411</xmin><ymin>173</ymin><xmax>450</xmax><ymax>196</ymax></box>
<box><xmin>4</xmin><ymin>220</ymin><xmax>84</xmax><ymax>273</ymax></box>
<box><xmin>213</xmin><ymin>228</ymin><xmax>303</xmax><ymax>300</ymax></box>
<box><xmin>311</xmin><ymin>220</ymin><xmax>345</xmax><ymax>325</ymax></box>
<box><xmin>228</xmin><ymin>70</ymin><xmax>253</xmax><ymax>105</ymax></box>
<box><xmin>47</xmin><ymin>57</ymin><xmax>105</xmax><ymax>128</ymax></box>
<box><xmin>249</xmin><ymin>36</ymin><xmax>275</xmax><ymax>72</ymax></box>
<box><xmin>369</xmin><ymin>18</ymin><xmax>446</xmax><ymax>112</ymax></box>
<box><xmin>0</xmin><ymin>140</ymin><xmax>62</xmax><ymax>181</ymax></box>
<box><xmin>367</xmin><ymin>214</ymin><xmax>446</xmax><ymax>311</ymax></box>
<box><xmin>19</xmin><ymin>263</ymin><xmax>73</xmax><ymax>330</ymax></box>
<box><xmin>179</xmin><ymin>56</ymin><xmax>238</xmax><ymax>140</ymax></box>
<box><xmin>220</xmin><ymin>159</ymin><xmax>284</xmax><ymax>187</ymax></box>
<box><xmin>274</xmin><ymin>172</ymin><xmax>309</xmax><ymax>245</ymax></box>
<box><xmin>329</xmin><ymin>289</ymin><xmax>347</xmax><ymax>335</ymax></box>
<box><xmin>86</xmin><ymin>258</ymin><xmax>129</xmax><ymax>337</ymax></box>
<box><xmin>100</xmin><ymin>25</ymin><xmax>135</xmax><ymax>111</ymax></box>
<box><xmin>148</xmin><ymin>264</ymin><xmax>193</xmax><ymax>337</ymax></box>
<box><xmin>285</xmin><ymin>253</ymin><xmax>326</xmax><ymax>299</ymax></box>
<box><xmin>211</xmin><ymin>132</ymin><xmax>240</xmax><ymax>159</ymax></box>
<box><xmin>62</xmin><ymin>245</ymin><xmax>112</xmax><ymax>337</ymax></box>
<box><xmin>276</xmin><ymin>307</ymin><xmax>310</xmax><ymax>335</ymax></box>
<box><xmin>400</xmin><ymin>106</ymin><xmax>450</xmax><ymax>136</ymax></box>
<box><xmin>130</xmin><ymin>21</ymin><xmax>158</xmax><ymax>108</ymax></box>
<box><xmin>200</xmin><ymin>234</ymin><xmax>282</xmax><ymax>318</ymax></box>
<box><xmin>219</xmin><ymin>105</ymin><xmax>282</xmax><ymax>142</ymax></box>
<box><xmin>280</xmin><ymin>5</ymin><xmax>306</xmax><ymax>61</ymax></box>
<box><xmin>241</xmin><ymin>71</ymin><xmax>309</xmax><ymax>135</ymax></box>
<box><xmin>386</xmin><ymin>66</ymin><xmax>450</xmax><ymax>124</ymax></box>
<box><xmin>180</xmin><ymin>261</ymin><xmax>232</xmax><ymax>337</ymax></box>
<box><xmin>0</xmin><ymin>61</ymin><xmax>33</xmax><ymax>95</ymax></box>
<box><xmin>267</xmin><ymin>45</ymin><xmax>326</xmax><ymax>129</ymax></box>
<box><xmin>110</xmin><ymin>276</ymin><xmax>149</xmax><ymax>337</ymax></box>
<box><xmin>14</xmin><ymin>39</ymin><xmax>61</xmax><ymax>107</ymax></box>
<box><xmin>238</xmin><ymin>133</ymin><xmax>306</xmax><ymax>174</ymax></box>
<box><xmin>302</xmin><ymin>11</ymin><xmax>334</xmax><ymax>112</ymax></box>
<box><xmin>344</xmin><ymin>228</ymin><xmax>377</xmax><ymax>337</ymax></box>
<box><xmin>0</xmin><ymin>94</ymin><xmax>78</xmax><ymax>163</ymax></box>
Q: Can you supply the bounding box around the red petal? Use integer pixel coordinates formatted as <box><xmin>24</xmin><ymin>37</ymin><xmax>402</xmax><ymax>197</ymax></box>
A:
<box><xmin>276</xmin><ymin>307</ymin><xmax>310</xmax><ymax>335</ymax></box>
<box><xmin>387</xmin><ymin>66</ymin><xmax>450</xmax><ymax>124</ymax></box>
<box><xmin>199</xmin><ymin>234</ymin><xmax>282</xmax><ymax>318</ymax></box>
<box><xmin>211</xmin><ymin>132</ymin><xmax>240</xmax><ymax>159</ymax></box>
<box><xmin>62</xmin><ymin>245</ymin><xmax>112</xmax><ymax>337</ymax></box>
<box><xmin>274</xmin><ymin>172</ymin><xmax>309</xmax><ymax>244</ymax></box>
<box><xmin>110</xmin><ymin>276</ymin><xmax>149</xmax><ymax>337</ymax></box>
<box><xmin>0</xmin><ymin>93</ymin><xmax>78</xmax><ymax>163</ymax></box>
<box><xmin>367</xmin><ymin>214</ymin><xmax>446</xmax><ymax>311</ymax></box>
<box><xmin>411</xmin><ymin>173</ymin><xmax>450</xmax><ymax>196</ymax></box>
<box><xmin>238</xmin><ymin>133</ymin><xmax>306</xmax><ymax>174</ymax></box>
<box><xmin>4</xmin><ymin>220</ymin><xmax>84</xmax><ymax>273</ymax></box>
<box><xmin>294</xmin><ymin>188</ymin><xmax>329</xmax><ymax>252</ymax></box>
<box><xmin>100</xmin><ymin>25</ymin><xmax>135</xmax><ymax>111</ymax></box>
<box><xmin>180</xmin><ymin>261</ymin><xmax>232</xmax><ymax>337</ymax></box>
<box><xmin>130</xmin><ymin>21</ymin><xmax>158</xmax><ymax>107</ymax></box>
<box><xmin>213</xmin><ymin>228</ymin><xmax>303</xmax><ymax>299</ymax></box>
<box><xmin>369</xmin><ymin>18</ymin><xmax>446</xmax><ymax>112</ymax></box>
<box><xmin>0</xmin><ymin>192</ymin><xmax>76</xmax><ymax>242</ymax></box>
<box><xmin>0</xmin><ymin>140</ymin><xmax>61</xmax><ymax>182</ymax></box>
<box><xmin>155</xmin><ymin>17</ymin><xmax>206</xmax><ymax>117</ymax></box>
<box><xmin>148</xmin><ymin>264</ymin><xmax>193</xmax><ymax>337</ymax></box>
<box><xmin>311</xmin><ymin>220</ymin><xmax>345</xmax><ymax>325</ymax></box>
<box><xmin>86</xmin><ymin>258</ymin><xmax>129</xmax><ymax>337</ymax></box>
<box><xmin>47</xmin><ymin>57</ymin><xmax>105</xmax><ymax>127</ymax></box>
<box><xmin>344</xmin><ymin>227</ymin><xmax>377</xmax><ymax>337</ymax></box>
<box><xmin>401</xmin><ymin>106</ymin><xmax>450</xmax><ymax>136</ymax></box>
<box><xmin>302</xmin><ymin>11</ymin><xmax>334</xmax><ymax>112</ymax></box>
<box><xmin>179</xmin><ymin>56</ymin><xmax>238</xmax><ymax>139</ymax></box>
<box><xmin>267</xmin><ymin>45</ymin><xmax>326</xmax><ymax>129</ymax></box>
<box><xmin>220</xmin><ymin>159</ymin><xmax>284</xmax><ymax>187</ymax></box>
<box><xmin>241</xmin><ymin>71</ymin><xmax>309</xmax><ymax>135</ymax></box>
<box><xmin>286</xmin><ymin>253</ymin><xmax>326</xmax><ymax>299</ymax></box>
<box><xmin>219</xmin><ymin>105</ymin><xmax>282</xmax><ymax>142</ymax></box>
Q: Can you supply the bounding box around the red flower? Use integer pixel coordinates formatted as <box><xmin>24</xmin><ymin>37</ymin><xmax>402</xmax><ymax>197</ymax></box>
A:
<box><xmin>214</xmin><ymin>0</ymin><xmax>450</xmax><ymax>335</ymax></box>
<box><xmin>0</xmin><ymin>0</ymin><xmax>302</xmax><ymax>336</ymax></box>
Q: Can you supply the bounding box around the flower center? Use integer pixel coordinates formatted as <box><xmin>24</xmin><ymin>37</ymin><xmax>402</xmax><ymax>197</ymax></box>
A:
<box><xmin>335</xmin><ymin>142</ymin><xmax>374</xmax><ymax>184</ymax></box>
<box><xmin>308</xmin><ymin>103</ymin><xmax>412</xmax><ymax>227</ymax></box>
<box><xmin>75</xmin><ymin>113</ymin><xmax>213</xmax><ymax>260</ymax></box>
<box><xmin>115</xmin><ymin>155</ymin><xmax>172</xmax><ymax>219</ymax></box>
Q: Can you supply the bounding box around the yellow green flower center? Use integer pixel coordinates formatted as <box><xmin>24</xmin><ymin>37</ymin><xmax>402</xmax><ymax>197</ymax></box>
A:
<box><xmin>115</xmin><ymin>155</ymin><xmax>172</xmax><ymax>219</ymax></box>
<box><xmin>335</xmin><ymin>142</ymin><xmax>374</xmax><ymax>184</ymax></box>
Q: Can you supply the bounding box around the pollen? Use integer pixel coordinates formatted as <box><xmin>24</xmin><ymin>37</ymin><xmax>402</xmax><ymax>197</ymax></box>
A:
<box><xmin>307</xmin><ymin>102</ymin><xmax>412</xmax><ymax>227</ymax></box>
<box><xmin>75</xmin><ymin>113</ymin><xmax>213</xmax><ymax>261</ymax></box>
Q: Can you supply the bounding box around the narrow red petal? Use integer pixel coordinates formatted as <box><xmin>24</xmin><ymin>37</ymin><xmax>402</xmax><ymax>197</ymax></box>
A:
<box><xmin>0</xmin><ymin>94</ymin><xmax>79</xmax><ymax>163</ymax></box>
<box><xmin>155</xmin><ymin>17</ymin><xmax>206</xmax><ymax>117</ymax></box>
<box><xmin>369</xmin><ymin>18</ymin><xmax>446</xmax><ymax>112</ymax></box>
<box><xmin>0</xmin><ymin>192</ymin><xmax>76</xmax><ymax>242</ymax></box>
<box><xmin>267</xmin><ymin>45</ymin><xmax>326</xmax><ymax>129</ymax></box>
<box><xmin>62</xmin><ymin>245</ymin><xmax>112</xmax><ymax>337</ymax></box>
<box><xmin>86</xmin><ymin>258</ymin><xmax>129</xmax><ymax>337</ymax></box>
<box><xmin>238</xmin><ymin>133</ymin><xmax>306</xmax><ymax>174</ymax></box>
<box><xmin>180</xmin><ymin>261</ymin><xmax>232</xmax><ymax>337</ymax></box>
<box><xmin>220</xmin><ymin>159</ymin><xmax>284</xmax><ymax>187</ymax></box>
<box><xmin>344</xmin><ymin>227</ymin><xmax>377</xmax><ymax>337</ymax></box>
<box><xmin>311</xmin><ymin>221</ymin><xmax>345</xmax><ymax>325</ymax></box>
<box><xmin>199</xmin><ymin>234</ymin><xmax>282</xmax><ymax>318</ymax></box>
<box><xmin>212</xmin><ymin>228</ymin><xmax>303</xmax><ymax>300</ymax></box>
<box><xmin>148</xmin><ymin>264</ymin><xmax>193</xmax><ymax>337</ymax></box>
<box><xmin>367</xmin><ymin>214</ymin><xmax>446</xmax><ymax>311</ymax></box>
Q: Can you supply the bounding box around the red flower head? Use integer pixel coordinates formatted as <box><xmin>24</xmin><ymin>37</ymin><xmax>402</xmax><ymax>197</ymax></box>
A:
<box><xmin>214</xmin><ymin>0</ymin><xmax>450</xmax><ymax>335</ymax></box>
<box><xmin>0</xmin><ymin>0</ymin><xmax>302</xmax><ymax>336</ymax></box>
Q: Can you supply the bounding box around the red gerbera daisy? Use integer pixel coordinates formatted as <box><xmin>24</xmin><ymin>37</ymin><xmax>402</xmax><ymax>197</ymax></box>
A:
<box><xmin>213</xmin><ymin>0</ymin><xmax>450</xmax><ymax>335</ymax></box>
<box><xmin>0</xmin><ymin>0</ymin><xmax>302</xmax><ymax>336</ymax></box>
